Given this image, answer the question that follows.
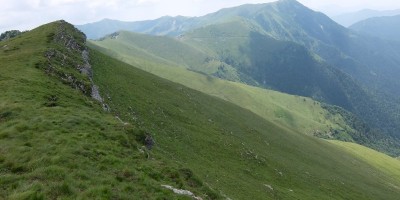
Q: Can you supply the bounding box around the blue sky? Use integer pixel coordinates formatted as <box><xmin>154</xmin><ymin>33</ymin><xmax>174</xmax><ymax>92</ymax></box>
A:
<box><xmin>1</xmin><ymin>0</ymin><xmax>399</xmax><ymax>33</ymax></box>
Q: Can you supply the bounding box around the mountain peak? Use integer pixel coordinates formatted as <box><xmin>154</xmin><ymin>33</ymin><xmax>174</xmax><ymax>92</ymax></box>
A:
<box><xmin>100</xmin><ymin>18</ymin><xmax>117</xmax><ymax>22</ymax></box>
<box><xmin>275</xmin><ymin>0</ymin><xmax>303</xmax><ymax>6</ymax></box>
<box><xmin>277</xmin><ymin>0</ymin><xmax>299</xmax><ymax>3</ymax></box>
<box><xmin>273</xmin><ymin>0</ymin><xmax>308</xmax><ymax>10</ymax></box>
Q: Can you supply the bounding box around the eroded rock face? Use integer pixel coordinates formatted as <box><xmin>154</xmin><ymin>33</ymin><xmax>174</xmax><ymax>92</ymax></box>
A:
<box><xmin>91</xmin><ymin>85</ymin><xmax>103</xmax><ymax>102</ymax></box>
<box><xmin>41</xmin><ymin>21</ymin><xmax>107</xmax><ymax>109</ymax></box>
<box><xmin>81</xmin><ymin>49</ymin><xmax>109</xmax><ymax>110</ymax></box>
<box><xmin>80</xmin><ymin>50</ymin><xmax>92</xmax><ymax>77</ymax></box>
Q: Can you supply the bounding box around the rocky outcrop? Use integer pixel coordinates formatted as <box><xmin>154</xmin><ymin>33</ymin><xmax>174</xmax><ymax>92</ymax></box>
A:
<box><xmin>0</xmin><ymin>30</ymin><xmax>23</xmax><ymax>41</ymax></box>
<box><xmin>41</xmin><ymin>20</ymin><xmax>108</xmax><ymax>110</ymax></box>
<box><xmin>161</xmin><ymin>185</ymin><xmax>203</xmax><ymax>200</ymax></box>
<box><xmin>81</xmin><ymin>49</ymin><xmax>109</xmax><ymax>111</ymax></box>
<box><xmin>80</xmin><ymin>50</ymin><xmax>92</xmax><ymax>76</ymax></box>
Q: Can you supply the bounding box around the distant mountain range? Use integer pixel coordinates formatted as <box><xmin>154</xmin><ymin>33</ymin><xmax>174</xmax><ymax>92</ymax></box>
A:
<box><xmin>350</xmin><ymin>14</ymin><xmax>400</xmax><ymax>41</ymax></box>
<box><xmin>76</xmin><ymin>16</ymin><xmax>190</xmax><ymax>39</ymax></box>
<box><xmin>332</xmin><ymin>9</ymin><xmax>400</xmax><ymax>27</ymax></box>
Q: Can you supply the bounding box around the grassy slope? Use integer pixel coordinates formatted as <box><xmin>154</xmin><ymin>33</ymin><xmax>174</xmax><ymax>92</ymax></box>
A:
<box><xmin>90</xmin><ymin>48</ymin><xmax>400</xmax><ymax>200</ymax></box>
<box><xmin>91</xmin><ymin>24</ymin><xmax>400</xmax><ymax>157</ymax></box>
<box><xmin>0</xmin><ymin>21</ymin><xmax>218</xmax><ymax>199</ymax></box>
<box><xmin>98</xmin><ymin>31</ymin><xmax>242</xmax><ymax>81</ymax></box>
<box><xmin>107</xmin><ymin>31</ymin><xmax>208</xmax><ymax>69</ymax></box>
<box><xmin>330</xmin><ymin>140</ymin><xmax>400</xmax><ymax>183</ymax></box>
<box><xmin>84</xmin><ymin>0</ymin><xmax>400</xmax><ymax>144</ymax></box>
<box><xmin>90</xmin><ymin>38</ymin><xmax>354</xmax><ymax>140</ymax></box>
<box><xmin>2</xmin><ymin>20</ymin><xmax>400</xmax><ymax>199</ymax></box>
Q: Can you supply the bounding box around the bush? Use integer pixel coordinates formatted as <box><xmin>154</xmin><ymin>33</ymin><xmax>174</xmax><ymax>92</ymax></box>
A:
<box><xmin>0</xmin><ymin>111</ymin><xmax>12</xmax><ymax>120</ymax></box>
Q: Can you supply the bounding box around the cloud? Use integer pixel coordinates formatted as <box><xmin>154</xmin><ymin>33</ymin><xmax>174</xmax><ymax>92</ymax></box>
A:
<box><xmin>299</xmin><ymin>0</ymin><xmax>400</xmax><ymax>14</ymax></box>
<box><xmin>137</xmin><ymin>0</ymin><xmax>161</xmax><ymax>4</ymax></box>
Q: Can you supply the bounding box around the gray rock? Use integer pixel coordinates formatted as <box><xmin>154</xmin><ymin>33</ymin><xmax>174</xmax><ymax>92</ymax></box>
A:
<box><xmin>161</xmin><ymin>185</ymin><xmax>203</xmax><ymax>200</ymax></box>
<box><xmin>91</xmin><ymin>85</ymin><xmax>103</xmax><ymax>102</ymax></box>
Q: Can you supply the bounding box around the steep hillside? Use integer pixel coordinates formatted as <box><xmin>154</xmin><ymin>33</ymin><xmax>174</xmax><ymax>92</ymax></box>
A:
<box><xmin>90</xmin><ymin>47</ymin><xmax>400</xmax><ymax>200</ymax></box>
<box><xmin>180</xmin><ymin>20</ymin><xmax>400</xmax><ymax>148</ymax></box>
<box><xmin>197</xmin><ymin>0</ymin><xmax>400</xmax><ymax>99</ymax></box>
<box><xmin>92</xmin><ymin>27</ymin><xmax>400</xmax><ymax>156</ymax></box>
<box><xmin>96</xmin><ymin>31</ymin><xmax>243</xmax><ymax>81</ymax></box>
<box><xmin>0</xmin><ymin>21</ymin><xmax>219</xmax><ymax>199</ymax></box>
<box><xmin>94</xmin><ymin>26</ymin><xmax>364</xmax><ymax>111</ymax></box>
<box><xmin>80</xmin><ymin>0</ymin><xmax>400</xmax><ymax>143</ymax></box>
<box><xmin>3</xmin><ymin>20</ymin><xmax>400</xmax><ymax>199</ymax></box>
<box><xmin>350</xmin><ymin>15</ymin><xmax>400</xmax><ymax>41</ymax></box>
<box><xmin>187</xmin><ymin>0</ymin><xmax>400</xmax><ymax>143</ymax></box>
<box><xmin>78</xmin><ymin>0</ymin><xmax>400</xmax><ymax>98</ymax></box>
<box><xmin>91</xmin><ymin>36</ymin><xmax>349</xmax><ymax>138</ymax></box>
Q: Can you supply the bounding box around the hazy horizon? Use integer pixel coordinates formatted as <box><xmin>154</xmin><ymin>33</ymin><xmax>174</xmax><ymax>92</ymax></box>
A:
<box><xmin>1</xmin><ymin>0</ymin><xmax>400</xmax><ymax>33</ymax></box>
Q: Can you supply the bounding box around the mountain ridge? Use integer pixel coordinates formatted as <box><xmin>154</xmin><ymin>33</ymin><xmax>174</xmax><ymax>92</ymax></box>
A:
<box><xmin>332</xmin><ymin>9</ymin><xmax>400</xmax><ymax>27</ymax></box>
<box><xmin>350</xmin><ymin>14</ymin><xmax>400</xmax><ymax>41</ymax></box>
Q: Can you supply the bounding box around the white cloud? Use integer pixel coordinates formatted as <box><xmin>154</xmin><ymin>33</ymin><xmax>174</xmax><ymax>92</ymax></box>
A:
<box><xmin>299</xmin><ymin>0</ymin><xmax>400</xmax><ymax>15</ymax></box>
<box><xmin>137</xmin><ymin>0</ymin><xmax>161</xmax><ymax>4</ymax></box>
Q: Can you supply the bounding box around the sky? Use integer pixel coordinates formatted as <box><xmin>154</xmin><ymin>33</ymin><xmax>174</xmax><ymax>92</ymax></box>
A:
<box><xmin>1</xmin><ymin>0</ymin><xmax>400</xmax><ymax>33</ymax></box>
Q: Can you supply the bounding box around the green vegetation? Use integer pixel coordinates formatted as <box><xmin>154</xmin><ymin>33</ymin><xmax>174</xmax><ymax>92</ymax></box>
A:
<box><xmin>90</xmin><ymin>45</ymin><xmax>400</xmax><ymax>199</ymax></box>
<box><xmin>97</xmin><ymin>31</ymin><xmax>208</xmax><ymax>69</ymax></box>
<box><xmin>80</xmin><ymin>0</ymin><xmax>400</xmax><ymax>152</ymax></box>
<box><xmin>91</xmin><ymin>29</ymin><xmax>400</xmax><ymax>156</ymax></box>
<box><xmin>0</xmin><ymin>21</ymin><xmax>219</xmax><ymax>199</ymax></box>
<box><xmin>179</xmin><ymin>2</ymin><xmax>400</xmax><ymax>150</ymax></box>
<box><xmin>95</xmin><ymin>31</ymin><xmax>243</xmax><ymax>82</ymax></box>
<box><xmin>322</xmin><ymin>105</ymin><xmax>400</xmax><ymax>155</ymax></box>
<box><xmin>330</xmin><ymin>140</ymin><xmax>400</xmax><ymax>188</ymax></box>
<box><xmin>2</xmin><ymin>20</ymin><xmax>400</xmax><ymax>199</ymax></box>
<box><xmin>90</xmin><ymin>37</ymin><xmax>350</xmax><ymax>139</ymax></box>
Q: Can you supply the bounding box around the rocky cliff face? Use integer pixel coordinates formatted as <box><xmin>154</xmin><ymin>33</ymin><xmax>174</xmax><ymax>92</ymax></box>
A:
<box><xmin>41</xmin><ymin>20</ymin><xmax>106</xmax><ymax>108</ymax></box>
